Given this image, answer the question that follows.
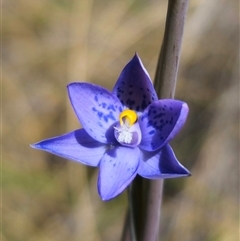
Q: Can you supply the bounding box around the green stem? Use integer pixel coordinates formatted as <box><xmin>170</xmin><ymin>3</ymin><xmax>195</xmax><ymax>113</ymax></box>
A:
<box><xmin>155</xmin><ymin>0</ymin><xmax>189</xmax><ymax>98</ymax></box>
<box><xmin>122</xmin><ymin>0</ymin><xmax>189</xmax><ymax>240</ymax></box>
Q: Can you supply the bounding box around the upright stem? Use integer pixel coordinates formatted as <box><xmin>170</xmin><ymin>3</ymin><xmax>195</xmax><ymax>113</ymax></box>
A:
<box><xmin>123</xmin><ymin>0</ymin><xmax>189</xmax><ymax>240</ymax></box>
<box><xmin>139</xmin><ymin>179</ymin><xmax>164</xmax><ymax>241</ymax></box>
<box><xmin>154</xmin><ymin>0</ymin><xmax>189</xmax><ymax>98</ymax></box>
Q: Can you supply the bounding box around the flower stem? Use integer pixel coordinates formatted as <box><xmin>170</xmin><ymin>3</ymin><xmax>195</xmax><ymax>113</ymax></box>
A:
<box><xmin>154</xmin><ymin>0</ymin><xmax>189</xmax><ymax>99</ymax></box>
<box><xmin>122</xmin><ymin>0</ymin><xmax>189</xmax><ymax>240</ymax></box>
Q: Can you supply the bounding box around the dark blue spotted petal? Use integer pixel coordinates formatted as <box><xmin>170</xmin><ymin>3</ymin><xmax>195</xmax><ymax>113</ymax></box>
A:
<box><xmin>98</xmin><ymin>146</ymin><xmax>140</xmax><ymax>201</ymax></box>
<box><xmin>30</xmin><ymin>129</ymin><xmax>106</xmax><ymax>167</ymax></box>
<box><xmin>112</xmin><ymin>53</ymin><xmax>158</xmax><ymax>112</ymax></box>
<box><xmin>68</xmin><ymin>82</ymin><xmax>123</xmax><ymax>144</ymax></box>
<box><xmin>139</xmin><ymin>100</ymin><xmax>189</xmax><ymax>151</ymax></box>
<box><xmin>138</xmin><ymin>144</ymin><xmax>190</xmax><ymax>178</ymax></box>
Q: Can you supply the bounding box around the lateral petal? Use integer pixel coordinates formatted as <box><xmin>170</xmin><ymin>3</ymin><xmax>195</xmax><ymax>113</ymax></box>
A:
<box><xmin>139</xmin><ymin>100</ymin><xmax>189</xmax><ymax>151</ymax></box>
<box><xmin>68</xmin><ymin>82</ymin><xmax>123</xmax><ymax>144</ymax></box>
<box><xmin>31</xmin><ymin>129</ymin><xmax>106</xmax><ymax>167</ymax></box>
<box><xmin>138</xmin><ymin>144</ymin><xmax>190</xmax><ymax>179</ymax></box>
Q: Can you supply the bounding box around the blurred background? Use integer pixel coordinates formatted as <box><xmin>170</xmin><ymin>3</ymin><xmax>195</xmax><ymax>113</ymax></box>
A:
<box><xmin>2</xmin><ymin>0</ymin><xmax>239</xmax><ymax>240</ymax></box>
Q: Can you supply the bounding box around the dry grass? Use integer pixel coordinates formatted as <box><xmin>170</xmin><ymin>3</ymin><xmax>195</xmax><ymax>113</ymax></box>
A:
<box><xmin>2</xmin><ymin>0</ymin><xmax>239</xmax><ymax>240</ymax></box>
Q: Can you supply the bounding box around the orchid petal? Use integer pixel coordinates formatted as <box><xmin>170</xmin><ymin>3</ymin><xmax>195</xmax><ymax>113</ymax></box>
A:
<box><xmin>112</xmin><ymin>54</ymin><xmax>158</xmax><ymax>112</ymax></box>
<box><xmin>98</xmin><ymin>146</ymin><xmax>140</xmax><ymax>200</ymax></box>
<box><xmin>68</xmin><ymin>82</ymin><xmax>123</xmax><ymax>144</ymax></box>
<box><xmin>139</xmin><ymin>100</ymin><xmax>189</xmax><ymax>151</ymax></box>
<box><xmin>31</xmin><ymin>129</ymin><xmax>106</xmax><ymax>167</ymax></box>
<box><xmin>138</xmin><ymin>144</ymin><xmax>190</xmax><ymax>178</ymax></box>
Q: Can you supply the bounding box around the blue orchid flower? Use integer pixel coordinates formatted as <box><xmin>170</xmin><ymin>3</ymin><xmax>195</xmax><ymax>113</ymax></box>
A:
<box><xmin>31</xmin><ymin>54</ymin><xmax>190</xmax><ymax>201</ymax></box>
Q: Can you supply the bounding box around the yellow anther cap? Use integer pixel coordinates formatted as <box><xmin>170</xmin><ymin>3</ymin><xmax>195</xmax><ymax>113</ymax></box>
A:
<box><xmin>119</xmin><ymin>109</ymin><xmax>138</xmax><ymax>126</ymax></box>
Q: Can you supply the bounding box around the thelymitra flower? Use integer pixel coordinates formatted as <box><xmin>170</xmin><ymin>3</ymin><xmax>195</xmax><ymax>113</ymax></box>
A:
<box><xmin>31</xmin><ymin>53</ymin><xmax>190</xmax><ymax>201</ymax></box>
